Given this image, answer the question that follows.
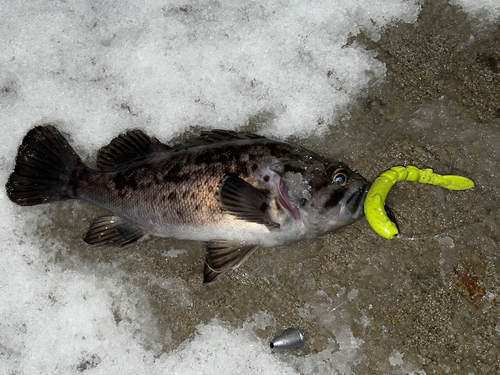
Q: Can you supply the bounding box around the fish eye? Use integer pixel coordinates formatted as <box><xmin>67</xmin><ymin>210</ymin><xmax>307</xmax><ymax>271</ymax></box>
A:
<box><xmin>331</xmin><ymin>168</ymin><xmax>348</xmax><ymax>186</ymax></box>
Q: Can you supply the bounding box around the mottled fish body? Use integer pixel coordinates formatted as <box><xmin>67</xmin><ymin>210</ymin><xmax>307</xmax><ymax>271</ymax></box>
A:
<box><xmin>6</xmin><ymin>125</ymin><xmax>369</xmax><ymax>282</ymax></box>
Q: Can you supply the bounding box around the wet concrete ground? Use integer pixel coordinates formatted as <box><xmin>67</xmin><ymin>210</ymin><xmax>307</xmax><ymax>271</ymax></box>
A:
<box><xmin>33</xmin><ymin>0</ymin><xmax>499</xmax><ymax>373</ymax></box>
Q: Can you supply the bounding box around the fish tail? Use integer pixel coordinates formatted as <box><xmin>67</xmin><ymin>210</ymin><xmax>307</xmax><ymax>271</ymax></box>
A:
<box><xmin>6</xmin><ymin>124</ymin><xmax>87</xmax><ymax>206</ymax></box>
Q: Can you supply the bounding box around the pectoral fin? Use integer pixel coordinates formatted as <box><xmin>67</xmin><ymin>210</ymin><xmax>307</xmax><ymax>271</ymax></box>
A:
<box><xmin>204</xmin><ymin>241</ymin><xmax>260</xmax><ymax>283</ymax></box>
<box><xmin>84</xmin><ymin>216</ymin><xmax>150</xmax><ymax>248</ymax></box>
<box><xmin>216</xmin><ymin>175</ymin><xmax>279</xmax><ymax>228</ymax></box>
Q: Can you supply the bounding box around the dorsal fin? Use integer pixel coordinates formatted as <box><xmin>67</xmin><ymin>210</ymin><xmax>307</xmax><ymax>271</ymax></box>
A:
<box><xmin>96</xmin><ymin>129</ymin><xmax>170</xmax><ymax>171</ymax></box>
<box><xmin>198</xmin><ymin>129</ymin><xmax>264</xmax><ymax>142</ymax></box>
<box><xmin>173</xmin><ymin>129</ymin><xmax>265</xmax><ymax>150</ymax></box>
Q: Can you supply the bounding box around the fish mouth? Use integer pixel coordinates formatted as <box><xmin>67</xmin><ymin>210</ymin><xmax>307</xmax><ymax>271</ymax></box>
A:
<box><xmin>347</xmin><ymin>182</ymin><xmax>371</xmax><ymax>220</ymax></box>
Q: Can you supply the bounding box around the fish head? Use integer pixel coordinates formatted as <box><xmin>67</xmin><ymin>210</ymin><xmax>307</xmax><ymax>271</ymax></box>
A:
<box><xmin>281</xmin><ymin>162</ymin><xmax>369</xmax><ymax>236</ymax></box>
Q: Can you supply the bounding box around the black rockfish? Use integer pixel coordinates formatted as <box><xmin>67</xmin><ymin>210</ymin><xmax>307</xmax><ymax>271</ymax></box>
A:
<box><xmin>6</xmin><ymin>125</ymin><xmax>369</xmax><ymax>282</ymax></box>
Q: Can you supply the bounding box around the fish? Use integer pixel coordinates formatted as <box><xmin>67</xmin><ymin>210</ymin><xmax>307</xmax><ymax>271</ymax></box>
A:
<box><xmin>5</xmin><ymin>124</ymin><xmax>370</xmax><ymax>283</ymax></box>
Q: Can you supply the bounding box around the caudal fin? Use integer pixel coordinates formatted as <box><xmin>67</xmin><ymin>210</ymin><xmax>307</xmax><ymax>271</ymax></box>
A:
<box><xmin>6</xmin><ymin>124</ymin><xmax>85</xmax><ymax>206</ymax></box>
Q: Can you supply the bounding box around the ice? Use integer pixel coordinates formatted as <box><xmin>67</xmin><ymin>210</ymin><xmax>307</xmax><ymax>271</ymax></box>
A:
<box><xmin>1</xmin><ymin>0</ymin><xmax>494</xmax><ymax>374</ymax></box>
<box><xmin>0</xmin><ymin>225</ymin><xmax>162</xmax><ymax>374</ymax></box>
<box><xmin>389</xmin><ymin>350</ymin><xmax>404</xmax><ymax>366</ymax></box>
<box><xmin>158</xmin><ymin>320</ymin><xmax>298</xmax><ymax>375</ymax></box>
<box><xmin>163</xmin><ymin>248</ymin><xmax>187</xmax><ymax>260</ymax></box>
<box><xmin>451</xmin><ymin>0</ymin><xmax>500</xmax><ymax>21</ymax></box>
<box><xmin>347</xmin><ymin>288</ymin><xmax>359</xmax><ymax>301</ymax></box>
<box><xmin>0</xmin><ymin>0</ymin><xmax>422</xmax><ymax>149</ymax></box>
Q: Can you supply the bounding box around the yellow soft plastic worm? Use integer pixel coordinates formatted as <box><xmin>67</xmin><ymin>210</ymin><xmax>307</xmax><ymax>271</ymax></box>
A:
<box><xmin>364</xmin><ymin>166</ymin><xmax>474</xmax><ymax>239</ymax></box>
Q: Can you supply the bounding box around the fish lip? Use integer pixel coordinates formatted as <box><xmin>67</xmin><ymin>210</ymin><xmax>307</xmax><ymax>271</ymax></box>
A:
<box><xmin>350</xmin><ymin>182</ymin><xmax>371</xmax><ymax>219</ymax></box>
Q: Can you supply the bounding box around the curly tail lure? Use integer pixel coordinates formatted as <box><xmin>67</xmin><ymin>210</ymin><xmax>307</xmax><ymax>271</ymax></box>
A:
<box><xmin>364</xmin><ymin>166</ymin><xmax>474</xmax><ymax>239</ymax></box>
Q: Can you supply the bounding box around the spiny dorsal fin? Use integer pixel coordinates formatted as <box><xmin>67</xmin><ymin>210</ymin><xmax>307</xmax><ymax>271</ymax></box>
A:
<box><xmin>204</xmin><ymin>241</ymin><xmax>260</xmax><ymax>283</ymax></box>
<box><xmin>96</xmin><ymin>129</ymin><xmax>170</xmax><ymax>171</ymax></box>
<box><xmin>216</xmin><ymin>175</ymin><xmax>279</xmax><ymax>228</ymax></box>
<box><xmin>198</xmin><ymin>129</ymin><xmax>264</xmax><ymax>142</ymax></box>
<box><xmin>173</xmin><ymin>129</ymin><xmax>265</xmax><ymax>150</ymax></box>
<box><xmin>83</xmin><ymin>215</ymin><xmax>150</xmax><ymax>248</ymax></box>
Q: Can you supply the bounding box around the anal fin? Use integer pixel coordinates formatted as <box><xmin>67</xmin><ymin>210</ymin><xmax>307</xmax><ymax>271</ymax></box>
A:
<box><xmin>204</xmin><ymin>241</ymin><xmax>260</xmax><ymax>283</ymax></box>
<box><xmin>84</xmin><ymin>216</ymin><xmax>150</xmax><ymax>248</ymax></box>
